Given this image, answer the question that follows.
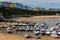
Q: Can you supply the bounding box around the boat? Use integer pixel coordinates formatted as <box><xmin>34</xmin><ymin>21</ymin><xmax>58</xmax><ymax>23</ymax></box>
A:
<box><xmin>46</xmin><ymin>28</ymin><xmax>50</xmax><ymax>35</ymax></box>
<box><xmin>51</xmin><ymin>30</ymin><xmax>58</xmax><ymax>38</ymax></box>
<box><xmin>25</xmin><ymin>33</ymin><xmax>32</xmax><ymax>38</ymax></box>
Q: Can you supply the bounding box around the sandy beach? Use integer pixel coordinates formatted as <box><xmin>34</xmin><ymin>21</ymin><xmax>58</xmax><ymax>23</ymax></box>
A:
<box><xmin>0</xmin><ymin>16</ymin><xmax>60</xmax><ymax>40</ymax></box>
<box><xmin>14</xmin><ymin>16</ymin><xmax>60</xmax><ymax>22</ymax></box>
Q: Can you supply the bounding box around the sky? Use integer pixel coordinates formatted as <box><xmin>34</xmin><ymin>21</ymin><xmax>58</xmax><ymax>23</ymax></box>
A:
<box><xmin>0</xmin><ymin>0</ymin><xmax>60</xmax><ymax>9</ymax></box>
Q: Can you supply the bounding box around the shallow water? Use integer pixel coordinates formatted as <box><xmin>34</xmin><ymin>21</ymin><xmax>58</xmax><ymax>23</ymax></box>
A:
<box><xmin>36</xmin><ymin>18</ymin><xmax>60</xmax><ymax>27</ymax></box>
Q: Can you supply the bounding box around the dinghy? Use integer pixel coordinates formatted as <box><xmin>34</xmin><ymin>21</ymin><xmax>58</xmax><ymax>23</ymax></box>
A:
<box><xmin>33</xmin><ymin>24</ymin><xmax>40</xmax><ymax>38</ymax></box>
<box><xmin>40</xmin><ymin>26</ymin><xmax>46</xmax><ymax>35</ymax></box>
<box><xmin>56</xmin><ymin>27</ymin><xmax>60</xmax><ymax>35</ymax></box>
<box><xmin>46</xmin><ymin>29</ymin><xmax>50</xmax><ymax>35</ymax></box>
<box><xmin>51</xmin><ymin>30</ymin><xmax>58</xmax><ymax>38</ymax></box>
<box><xmin>7</xmin><ymin>27</ymin><xmax>13</xmax><ymax>33</ymax></box>
<box><xmin>25</xmin><ymin>33</ymin><xmax>32</xmax><ymax>38</ymax></box>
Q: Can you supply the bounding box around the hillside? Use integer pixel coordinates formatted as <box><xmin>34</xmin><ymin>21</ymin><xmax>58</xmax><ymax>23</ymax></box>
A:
<box><xmin>0</xmin><ymin>7</ymin><xmax>60</xmax><ymax>18</ymax></box>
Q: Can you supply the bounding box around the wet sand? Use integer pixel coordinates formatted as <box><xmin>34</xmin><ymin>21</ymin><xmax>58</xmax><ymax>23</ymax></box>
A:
<box><xmin>0</xmin><ymin>33</ymin><xmax>60</xmax><ymax>40</ymax></box>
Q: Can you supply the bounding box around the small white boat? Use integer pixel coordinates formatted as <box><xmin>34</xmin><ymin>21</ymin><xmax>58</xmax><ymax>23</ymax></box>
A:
<box><xmin>46</xmin><ymin>29</ymin><xmax>50</xmax><ymax>35</ymax></box>
<box><xmin>30</xmin><ymin>27</ymin><xmax>33</xmax><ymax>31</ymax></box>
<box><xmin>57</xmin><ymin>32</ymin><xmax>60</xmax><ymax>35</ymax></box>
<box><xmin>50</xmin><ymin>27</ymin><xmax>55</xmax><ymax>31</ymax></box>
<box><xmin>41</xmin><ymin>23</ymin><xmax>44</xmax><ymax>26</ymax></box>
<box><xmin>34</xmin><ymin>31</ymin><xmax>40</xmax><ymax>34</ymax></box>
<box><xmin>1</xmin><ymin>25</ymin><xmax>8</xmax><ymax>28</ymax></box>
<box><xmin>26</xmin><ymin>26</ymin><xmax>30</xmax><ymax>31</ymax></box>
<box><xmin>33</xmin><ymin>24</ymin><xmax>40</xmax><ymax>38</ymax></box>
<box><xmin>19</xmin><ymin>27</ymin><xmax>22</xmax><ymax>31</ymax></box>
<box><xmin>51</xmin><ymin>31</ymin><xmax>58</xmax><ymax>38</ymax></box>
<box><xmin>51</xmin><ymin>34</ymin><xmax>58</xmax><ymax>38</ymax></box>
<box><xmin>34</xmin><ymin>35</ymin><xmax>40</xmax><ymax>39</ymax></box>
<box><xmin>56</xmin><ymin>29</ymin><xmax>60</xmax><ymax>35</ymax></box>
<box><xmin>40</xmin><ymin>27</ymin><xmax>46</xmax><ymax>34</ymax></box>
<box><xmin>22</xmin><ymin>26</ymin><xmax>26</xmax><ymax>31</ymax></box>
<box><xmin>34</xmin><ymin>31</ymin><xmax>40</xmax><ymax>39</ymax></box>
<box><xmin>7</xmin><ymin>27</ymin><xmax>13</xmax><ymax>33</ymax></box>
<box><xmin>12</xmin><ymin>22</ymin><xmax>18</xmax><ymax>26</ymax></box>
<box><xmin>25</xmin><ymin>33</ymin><xmax>31</xmax><ymax>38</ymax></box>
